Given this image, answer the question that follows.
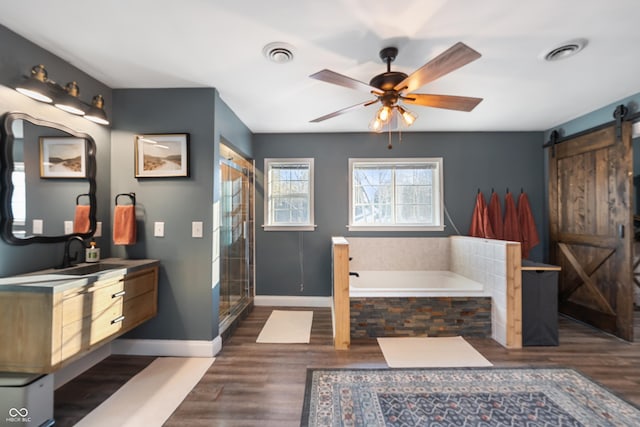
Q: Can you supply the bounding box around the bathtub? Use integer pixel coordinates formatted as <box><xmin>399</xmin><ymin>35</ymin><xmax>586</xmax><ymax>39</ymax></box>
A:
<box><xmin>349</xmin><ymin>270</ymin><xmax>485</xmax><ymax>298</ymax></box>
<box><xmin>348</xmin><ymin>270</ymin><xmax>491</xmax><ymax>338</ymax></box>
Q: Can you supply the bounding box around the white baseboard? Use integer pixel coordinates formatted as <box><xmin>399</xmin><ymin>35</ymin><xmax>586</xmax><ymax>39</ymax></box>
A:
<box><xmin>111</xmin><ymin>336</ymin><xmax>222</xmax><ymax>358</ymax></box>
<box><xmin>254</xmin><ymin>295</ymin><xmax>331</xmax><ymax>307</ymax></box>
<box><xmin>54</xmin><ymin>343</ymin><xmax>112</xmax><ymax>389</ymax></box>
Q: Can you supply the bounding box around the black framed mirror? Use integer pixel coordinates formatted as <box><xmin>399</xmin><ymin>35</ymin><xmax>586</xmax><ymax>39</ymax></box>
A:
<box><xmin>0</xmin><ymin>112</ymin><xmax>96</xmax><ymax>245</ymax></box>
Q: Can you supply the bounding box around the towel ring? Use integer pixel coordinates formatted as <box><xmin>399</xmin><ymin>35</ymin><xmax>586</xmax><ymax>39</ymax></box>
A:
<box><xmin>115</xmin><ymin>192</ymin><xmax>136</xmax><ymax>206</ymax></box>
<box><xmin>76</xmin><ymin>193</ymin><xmax>90</xmax><ymax>205</ymax></box>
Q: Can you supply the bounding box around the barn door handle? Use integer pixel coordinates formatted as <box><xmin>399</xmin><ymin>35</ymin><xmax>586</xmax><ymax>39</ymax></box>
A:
<box><xmin>619</xmin><ymin>224</ymin><xmax>625</xmax><ymax>238</ymax></box>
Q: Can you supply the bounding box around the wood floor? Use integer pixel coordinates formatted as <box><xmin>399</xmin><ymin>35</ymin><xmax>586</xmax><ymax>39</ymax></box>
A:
<box><xmin>55</xmin><ymin>306</ymin><xmax>640</xmax><ymax>426</ymax></box>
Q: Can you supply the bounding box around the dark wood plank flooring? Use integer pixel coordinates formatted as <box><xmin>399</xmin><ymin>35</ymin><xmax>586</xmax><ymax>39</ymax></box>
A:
<box><xmin>55</xmin><ymin>306</ymin><xmax>640</xmax><ymax>426</ymax></box>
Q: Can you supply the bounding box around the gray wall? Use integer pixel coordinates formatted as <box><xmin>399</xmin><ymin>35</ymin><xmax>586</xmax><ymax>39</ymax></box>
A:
<box><xmin>253</xmin><ymin>131</ymin><xmax>545</xmax><ymax>296</ymax></box>
<box><xmin>0</xmin><ymin>24</ymin><xmax>112</xmax><ymax>276</ymax></box>
<box><xmin>111</xmin><ymin>88</ymin><xmax>252</xmax><ymax>341</ymax></box>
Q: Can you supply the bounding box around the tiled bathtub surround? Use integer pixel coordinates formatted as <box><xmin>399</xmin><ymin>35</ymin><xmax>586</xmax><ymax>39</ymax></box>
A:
<box><xmin>350</xmin><ymin>297</ymin><xmax>492</xmax><ymax>339</ymax></box>
<box><xmin>346</xmin><ymin>236</ymin><xmax>519</xmax><ymax>348</ymax></box>
<box><xmin>347</xmin><ymin>237</ymin><xmax>450</xmax><ymax>271</ymax></box>
<box><xmin>450</xmin><ymin>236</ymin><xmax>510</xmax><ymax>346</ymax></box>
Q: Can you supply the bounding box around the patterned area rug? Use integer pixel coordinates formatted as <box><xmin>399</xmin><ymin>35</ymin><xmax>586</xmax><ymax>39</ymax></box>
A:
<box><xmin>300</xmin><ymin>368</ymin><xmax>640</xmax><ymax>426</ymax></box>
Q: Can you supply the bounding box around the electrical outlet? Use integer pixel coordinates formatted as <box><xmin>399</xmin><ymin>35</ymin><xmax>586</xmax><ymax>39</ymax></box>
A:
<box><xmin>33</xmin><ymin>219</ymin><xmax>43</xmax><ymax>235</ymax></box>
<box><xmin>154</xmin><ymin>221</ymin><xmax>165</xmax><ymax>237</ymax></box>
<box><xmin>192</xmin><ymin>221</ymin><xmax>203</xmax><ymax>238</ymax></box>
<box><xmin>64</xmin><ymin>220</ymin><xmax>74</xmax><ymax>234</ymax></box>
<box><xmin>95</xmin><ymin>221</ymin><xmax>102</xmax><ymax>237</ymax></box>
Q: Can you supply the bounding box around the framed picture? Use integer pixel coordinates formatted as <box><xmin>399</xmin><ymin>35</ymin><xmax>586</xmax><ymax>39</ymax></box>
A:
<box><xmin>39</xmin><ymin>137</ymin><xmax>87</xmax><ymax>178</ymax></box>
<box><xmin>135</xmin><ymin>133</ymin><xmax>190</xmax><ymax>178</ymax></box>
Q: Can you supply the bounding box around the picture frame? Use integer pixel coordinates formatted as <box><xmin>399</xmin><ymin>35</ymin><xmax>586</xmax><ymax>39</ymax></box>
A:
<box><xmin>39</xmin><ymin>137</ymin><xmax>87</xmax><ymax>178</ymax></box>
<box><xmin>135</xmin><ymin>133</ymin><xmax>190</xmax><ymax>178</ymax></box>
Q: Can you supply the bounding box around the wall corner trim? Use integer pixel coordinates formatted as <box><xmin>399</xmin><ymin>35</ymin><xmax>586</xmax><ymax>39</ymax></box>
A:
<box><xmin>111</xmin><ymin>337</ymin><xmax>223</xmax><ymax>358</ymax></box>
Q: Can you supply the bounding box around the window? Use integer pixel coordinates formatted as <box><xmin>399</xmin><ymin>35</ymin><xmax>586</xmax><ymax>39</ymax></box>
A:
<box><xmin>264</xmin><ymin>158</ymin><xmax>315</xmax><ymax>231</ymax></box>
<box><xmin>349</xmin><ymin>158</ymin><xmax>443</xmax><ymax>231</ymax></box>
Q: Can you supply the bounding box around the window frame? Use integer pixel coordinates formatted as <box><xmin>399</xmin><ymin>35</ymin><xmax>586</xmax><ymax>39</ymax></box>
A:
<box><xmin>263</xmin><ymin>157</ymin><xmax>316</xmax><ymax>231</ymax></box>
<box><xmin>348</xmin><ymin>157</ymin><xmax>444</xmax><ymax>231</ymax></box>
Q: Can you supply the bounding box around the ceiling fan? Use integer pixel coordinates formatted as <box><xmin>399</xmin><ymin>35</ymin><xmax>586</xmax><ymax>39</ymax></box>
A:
<box><xmin>309</xmin><ymin>42</ymin><xmax>483</xmax><ymax>132</ymax></box>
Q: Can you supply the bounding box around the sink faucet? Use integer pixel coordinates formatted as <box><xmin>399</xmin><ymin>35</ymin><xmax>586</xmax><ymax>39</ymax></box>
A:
<box><xmin>58</xmin><ymin>236</ymin><xmax>88</xmax><ymax>269</ymax></box>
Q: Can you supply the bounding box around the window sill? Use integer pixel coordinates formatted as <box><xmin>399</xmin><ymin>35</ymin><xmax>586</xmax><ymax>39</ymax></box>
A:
<box><xmin>262</xmin><ymin>224</ymin><xmax>317</xmax><ymax>232</ymax></box>
<box><xmin>347</xmin><ymin>225</ymin><xmax>445</xmax><ymax>232</ymax></box>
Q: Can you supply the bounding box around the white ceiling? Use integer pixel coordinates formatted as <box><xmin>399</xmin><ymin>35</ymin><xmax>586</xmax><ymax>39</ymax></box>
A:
<box><xmin>2</xmin><ymin>0</ymin><xmax>640</xmax><ymax>133</ymax></box>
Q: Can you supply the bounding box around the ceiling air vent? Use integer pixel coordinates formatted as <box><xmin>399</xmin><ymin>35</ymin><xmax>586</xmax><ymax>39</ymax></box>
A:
<box><xmin>263</xmin><ymin>42</ymin><xmax>295</xmax><ymax>64</ymax></box>
<box><xmin>544</xmin><ymin>39</ymin><xmax>588</xmax><ymax>61</ymax></box>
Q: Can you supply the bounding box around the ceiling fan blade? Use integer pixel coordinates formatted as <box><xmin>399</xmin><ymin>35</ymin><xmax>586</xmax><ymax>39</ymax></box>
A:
<box><xmin>310</xmin><ymin>69</ymin><xmax>382</xmax><ymax>94</ymax></box>
<box><xmin>394</xmin><ymin>42</ymin><xmax>481</xmax><ymax>93</ymax></box>
<box><xmin>310</xmin><ymin>99</ymin><xmax>377</xmax><ymax>123</ymax></box>
<box><xmin>402</xmin><ymin>94</ymin><xmax>483</xmax><ymax>112</ymax></box>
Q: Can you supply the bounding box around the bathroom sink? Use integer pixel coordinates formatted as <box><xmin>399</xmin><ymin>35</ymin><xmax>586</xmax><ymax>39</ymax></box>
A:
<box><xmin>56</xmin><ymin>263</ymin><xmax>127</xmax><ymax>276</ymax></box>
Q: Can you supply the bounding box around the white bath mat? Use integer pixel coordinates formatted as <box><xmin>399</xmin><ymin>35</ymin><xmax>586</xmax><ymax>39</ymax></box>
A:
<box><xmin>75</xmin><ymin>356</ymin><xmax>214</xmax><ymax>427</ymax></box>
<box><xmin>256</xmin><ymin>310</ymin><xmax>313</xmax><ymax>343</ymax></box>
<box><xmin>377</xmin><ymin>336</ymin><xmax>493</xmax><ymax>368</ymax></box>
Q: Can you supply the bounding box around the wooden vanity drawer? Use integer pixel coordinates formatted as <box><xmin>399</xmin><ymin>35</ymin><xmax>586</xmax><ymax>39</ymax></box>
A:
<box><xmin>123</xmin><ymin>268</ymin><xmax>157</xmax><ymax>301</ymax></box>
<box><xmin>61</xmin><ymin>303</ymin><xmax>125</xmax><ymax>360</ymax></box>
<box><xmin>61</xmin><ymin>279</ymin><xmax>125</xmax><ymax>326</ymax></box>
<box><xmin>123</xmin><ymin>291</ymin><xmax>157</xmax><ymax>330</ymax></box>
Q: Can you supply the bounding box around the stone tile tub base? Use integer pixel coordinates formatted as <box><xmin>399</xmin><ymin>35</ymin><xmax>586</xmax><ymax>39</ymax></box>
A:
<box><xmin>350</xmin><ymin>297</ymin><xmax>492</xmax><ymax>339</ymax></box>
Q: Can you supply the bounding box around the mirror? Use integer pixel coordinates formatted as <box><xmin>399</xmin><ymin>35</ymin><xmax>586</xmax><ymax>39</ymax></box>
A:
<box><xmin>0</xmin><ymin>112</ymin><xmax>96</xmax><ymax>245</ymax></box>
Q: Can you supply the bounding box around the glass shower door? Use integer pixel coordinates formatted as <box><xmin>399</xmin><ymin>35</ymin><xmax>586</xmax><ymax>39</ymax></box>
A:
<box><xmin>219</xmin><ymin>159</ymin><xmax>251</xmax><ymax>322</ymax></box>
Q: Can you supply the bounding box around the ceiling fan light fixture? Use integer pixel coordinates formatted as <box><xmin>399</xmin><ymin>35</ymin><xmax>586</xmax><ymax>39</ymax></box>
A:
<box><xmin>369</xmin><ymin>117</ymin><xmax>384</xmax><ymax>133</ymax></box>
<box><xmin>397</xmin><ymin>106</ymin><xmax>417</xmax><ymax>127</ymax></box>
<box><xmin>377</xmin><ymin>105</ymin><xmax>392</xmax><ymax>123</ymax></box>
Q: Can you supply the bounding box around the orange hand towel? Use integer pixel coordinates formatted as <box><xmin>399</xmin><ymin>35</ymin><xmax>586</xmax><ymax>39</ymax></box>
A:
<box><xmin>517</xmin><ymin>192</ymin><xmax>540</xmax><ymax>259</ymax></box>
<box><xmin>488</xmin><ymin>191</ymin><xmax>504</xmax><ymax>240</ymax></box>
<box><xmin>113</xmin><ymin>205</ymin><xmax>136</xmax><ymax>245</ymax></box>
<box><xmin>73</xmin><ymin>205</ymin><xmax>91</xmax><ymax>233</ymax></box>
<box><xmin>503</xmin><ymin>192</ymin><xmax>521</xmax><ymax>244</ymax></box>
<box><xmin>469</xmin><ymin>192</ymin><xmax>495</xmax><ymax>239</ymax></box>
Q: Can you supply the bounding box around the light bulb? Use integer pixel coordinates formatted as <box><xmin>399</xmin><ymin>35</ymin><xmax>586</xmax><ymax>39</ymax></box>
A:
<box><xmin>398</xmin><ymin>106</ymin><xmax>417</xmax><ymax>127</ymax></box>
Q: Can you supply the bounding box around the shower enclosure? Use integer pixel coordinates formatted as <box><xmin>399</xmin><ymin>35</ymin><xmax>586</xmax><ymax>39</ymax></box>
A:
<box><xmin>219</xmin><ymin>144</ymin><xmax>254</xmax><ymax>332</ymax></box>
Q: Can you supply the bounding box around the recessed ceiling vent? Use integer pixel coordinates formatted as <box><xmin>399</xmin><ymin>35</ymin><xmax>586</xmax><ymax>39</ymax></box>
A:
<box><xmin>263</xmin><ymin>42</ymin><xmax>295</xmax><ymax>64</ymax></box>
<box><xmin>544</xmin><ymin>39</ymin><xmax>588</xmax><ymax>61</ymax></box>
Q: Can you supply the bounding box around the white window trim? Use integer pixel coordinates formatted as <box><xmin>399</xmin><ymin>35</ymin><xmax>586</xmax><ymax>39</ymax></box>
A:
<box><xmin>348</xmin><ymin>157</ymin><xmax>445</xmax><ymax>232</ymax></box>
<box><xmin>263</xmin><ymin>157</ymin><xmax>316</xmax><ymax>232</ymax></box>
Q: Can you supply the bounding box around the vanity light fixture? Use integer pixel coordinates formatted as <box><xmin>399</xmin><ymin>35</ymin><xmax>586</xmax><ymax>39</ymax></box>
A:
<box><xmin>15</xmin><ymin>64</ymin><xmax>110</xmax><ymax>126</ymax></box>
<box><xmin>84</xmin><ymin>95</ymin><xmax>110</xmax><ymax>125</ymax></box>
<box><xmin>15</xmin><ymin>64</ymin><xmax>55</xmax><ymax>103</ymax></box>
<box><xmin>54</xmin><ymin>81</ymin><xmax>85</xmax><ymax>115</ymax></box>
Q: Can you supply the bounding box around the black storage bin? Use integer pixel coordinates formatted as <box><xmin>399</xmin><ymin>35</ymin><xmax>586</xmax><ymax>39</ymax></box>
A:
<box><xmin>522</xmin><ymin>260</ymin><xmax>560</xmax><ymax>346</ymax></box>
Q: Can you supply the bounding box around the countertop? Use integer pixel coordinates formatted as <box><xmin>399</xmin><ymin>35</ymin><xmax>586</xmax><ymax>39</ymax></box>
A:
<box><xmin>0</xmin><ymin>258</ymin><xmax>159</xmax><ymax>294</ymax></box>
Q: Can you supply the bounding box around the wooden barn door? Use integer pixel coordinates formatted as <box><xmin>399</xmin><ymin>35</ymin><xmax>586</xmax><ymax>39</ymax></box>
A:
<box><xmin>548</xmin><ymin>122</ymin><xmax>634</xmax><ymax>341</ymax></box>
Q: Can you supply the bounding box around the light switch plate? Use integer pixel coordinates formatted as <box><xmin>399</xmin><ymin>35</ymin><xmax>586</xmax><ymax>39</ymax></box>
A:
<box><xmin>33</xmin><ymin>219</ymin><xmax>43</xmax><ymax>235</ymax></box>
<box><xmin>64</xmin><ymin>220</ymin><xmax>74</xmax><ymax>234</ymax></box>
<box><xmin>154</xmin><ymin>221</ymin><xmax>165</xmax><ymax>237</ymax></box>
<box><xmin>192</xmin><ymin>221</ymin><xmax>203</xmax><ymax>238</ymax></box>
<box><xmin>95</xmin><ymin>221</ymin><xmax>102</xmax><ymax>237</ymax></box>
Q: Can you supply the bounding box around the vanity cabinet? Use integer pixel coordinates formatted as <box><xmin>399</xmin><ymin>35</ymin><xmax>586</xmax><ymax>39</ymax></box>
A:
<box><xmin>0</xmin><ymin>265</ymin><xmax>158</xmax><ymax>373</ymax></box>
